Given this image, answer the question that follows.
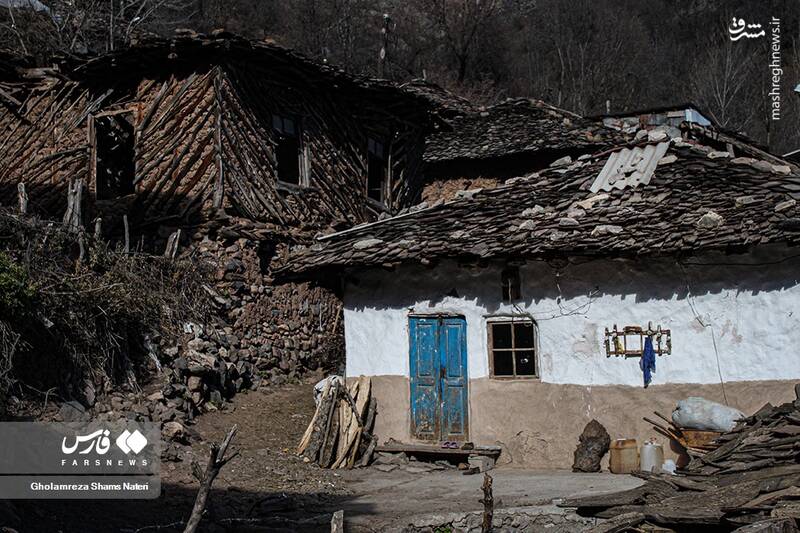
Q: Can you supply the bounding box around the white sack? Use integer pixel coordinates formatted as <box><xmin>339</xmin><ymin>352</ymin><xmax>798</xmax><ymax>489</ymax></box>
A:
<box><xmin>671</xmin><ymin>396</ymin><xmax>744</xmax><ymax>432</ymax></box>
<box><xmin>314</xmin><ymin>375</ymin><xmax>343</xmax><ymax>406</ymax></box>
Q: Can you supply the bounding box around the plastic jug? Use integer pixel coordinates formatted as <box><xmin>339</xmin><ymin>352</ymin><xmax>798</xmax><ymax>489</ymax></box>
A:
<box><xmin>609</xmin><ymin>438</ymin><xmax>639</xmax><ymax>474</ymax></box>
<box><xmin>640</xmin><ymin>441</ymin><xmax>664</xmax><ymax>473</ymax></box>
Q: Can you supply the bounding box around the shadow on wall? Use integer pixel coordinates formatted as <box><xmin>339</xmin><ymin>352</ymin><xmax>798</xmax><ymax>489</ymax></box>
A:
<box><xmin>345</xmin><ymin>245</ymin><xmax>800</xmax><ymax>315</ymax></box>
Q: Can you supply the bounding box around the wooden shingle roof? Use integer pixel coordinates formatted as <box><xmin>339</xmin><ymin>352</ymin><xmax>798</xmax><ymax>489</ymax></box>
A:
<box><xmin>283</xmin><ymin>139</ymin><xmax>800</xmax><ymax>274</ymax></box>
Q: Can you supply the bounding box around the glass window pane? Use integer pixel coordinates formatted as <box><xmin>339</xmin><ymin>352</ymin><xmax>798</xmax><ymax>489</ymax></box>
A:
<box><xmin>493</xmin><ymin>351</ymin><xmax>514</xmax><ymax>376</ymax></box>
<box><xmin>272</xmin><ymin>114</ymin><xmax>282</xmax><ymax>132</ymax></box>
<box><xmin>491</xmin><ymin>323</ymin><xmax>512</xmax><ymax>349</ymax></box>
<box><xmin>284</xmin><ymin>117</ymin><xmax>296</xmax><ymax>135</ymax></box>
<box><xmin>515</xmin><ymin>351</ymin><xmax>536</xmax><ymax>376</ymax></box>
<box><xmin>514</xmin><ymin>322</ymin><xmax>534</xmax><ymax>349</ymax></box>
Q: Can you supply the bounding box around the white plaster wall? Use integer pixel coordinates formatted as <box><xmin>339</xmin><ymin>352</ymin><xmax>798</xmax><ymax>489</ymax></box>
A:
<box><xmin>343</xmin><ymin>247</ymin><xmax>800</xmax><ymax>386</ymax></box>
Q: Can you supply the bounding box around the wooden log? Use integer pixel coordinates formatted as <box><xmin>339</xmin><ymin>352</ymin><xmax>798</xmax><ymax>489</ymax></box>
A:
<box><xmin>318</xmin><ymin>381</ymin><xmax>341</xmax><ymax>466</ymax></box>
<box><xmin>164</xmin><ymin>229</ymin><xmax>182</xmax><ymax>259</ymax></box>
<box><xmin>586</xmin><ymin>512</ymin><xmax>646</xmax><ymax>533</ymax></box>
<box><xmin>330</xmin><ymin>510</ymin><xmax>344</xmax><ymax>533</ymax></box>
<box><xmin>17</xmin><ymin>183</ymin><xmax>27</xmax><ymax>215</ymax></box>
<box><xmin>183</xmin><ymin>425</ymin><xmax>238</xmax><ymax>533</ymax></box>
<box><xmin>303</xmin><ymin>382</ymin><xmax>336</xmax><ymax>463</ymax></box>
<box><xmin>123</xmin><ymin>215</ymin><xmax>130</xmax><ymax>254</ymax></box>
<box><xmin>481</xmin><ymin>473</ymin><xmax>493</xmax><ymax>533</ymax></box>
<box><xmin>297</xmin><ymin>380</ymin><xmax>331</xmax><ymax>455</ymax></box>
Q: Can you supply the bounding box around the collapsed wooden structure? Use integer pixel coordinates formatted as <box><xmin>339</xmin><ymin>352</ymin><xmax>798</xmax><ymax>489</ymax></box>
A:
<box><xmin>0</xmin><ymin>31</ymin><xmax>447</xmax><ymax>237</ymax></box>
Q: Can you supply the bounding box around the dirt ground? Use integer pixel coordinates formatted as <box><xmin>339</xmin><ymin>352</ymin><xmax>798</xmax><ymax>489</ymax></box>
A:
<box><xmin>8</xmin><ymin>379</ymin><xmax>642</xmax><ymax>532</ymax></box>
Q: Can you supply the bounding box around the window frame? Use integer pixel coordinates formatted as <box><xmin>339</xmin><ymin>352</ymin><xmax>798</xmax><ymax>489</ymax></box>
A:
<box><xmin>272</xmin><ymin>113</ymin><xmax>309</xmax><ymax>188</ymax></box>
<box><xmin>366</xmin><ymin>136</ymin><xmax>391</xmax><ymax>205</ymax></box>
<box><xmin>487</xmin><ymin>316</ymin><xmax>539</xmax><ymax>380</ymax></box>
<box><xmin>89</xmin><ymin>109</ymin><xmax>136</xmax><ymax>201</ymax></box>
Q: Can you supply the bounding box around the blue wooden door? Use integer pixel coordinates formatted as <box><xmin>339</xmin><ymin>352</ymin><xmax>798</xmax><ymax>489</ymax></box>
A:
<box><xmin>409</xmin><ymin>316</ymin><xmax>468</xmax><ymax>441</ymax></box>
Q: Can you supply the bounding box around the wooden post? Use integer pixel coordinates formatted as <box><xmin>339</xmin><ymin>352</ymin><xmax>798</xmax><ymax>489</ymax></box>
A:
<box><xmin>481</xmin><ymin>473</ymin><xmax>493</xmax><ymax>533</ymax></box>
<box><xmin>379</xmin><ymin>14</ymin><xmax>391</xmax><ymax>77</ymax></box>
<box><xmin>123</xmin><ymin>215</ymin><xmax>130</xmax><ymax>254</ymax></box>
<box><xmin>330</xmin><ymin>510</ymin><xmax>344</xmax><ymax>533</ymax></box>
<box><xmin>63</xmin><ymin>179</ymin><xmax>85</xmax><ymax>231</ymax></box>
<box><xmin>183</xmin><ymin>425</ymin><xmax>238</xmax><ymax>533</ymax></box>
<box><xmin>164</xmin><ymin>229</ymin><xmax>182</xmax><ymax>259</ymax></box>
<box><xmin>94</xmin><ymin>217</ymin><xmax>102</xmax><ymax>240</ymax></box>
<box><xmin>17</xmin><ymin>183</ymin><xmax>27</xmax><ymax>215</ymax></box>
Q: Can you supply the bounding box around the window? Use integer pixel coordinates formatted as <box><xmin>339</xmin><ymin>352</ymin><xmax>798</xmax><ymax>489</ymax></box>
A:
<box><xmin>94</xmin><ymin>112</ymin><xmax>135</xmax><ymax>200</ymax></box>
<box><xmin>488</xmin><ymin>318</ymin><xmax>537</xmax><ymax>378</ymax></box>
<box><xmin>272</xmin><ymin>114</ymin><xmax>305</xmax><ymax>186</ymax></box>
<box><xmin>501</xmin><ymin>266</ymin><xmax>521</xmax><ymax>302</ymax></box>
<box><xmin>367</xmin><ymin>137</ymin><xmax>389</xmax><ymax>203</ymax></box>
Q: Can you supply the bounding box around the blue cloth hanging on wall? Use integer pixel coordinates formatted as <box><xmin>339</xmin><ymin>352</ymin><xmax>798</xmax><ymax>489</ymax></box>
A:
<box><xmin>640</xmin><ymin>337</ymin><xmax>656</xmax><ymax>388</ymax></box>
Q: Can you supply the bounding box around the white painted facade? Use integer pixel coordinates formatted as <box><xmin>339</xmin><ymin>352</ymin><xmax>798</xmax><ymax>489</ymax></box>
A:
<box><xmin>344</xmin><ymin>246</ymin><xmax>800</xmax><ymax>387</ymax></box>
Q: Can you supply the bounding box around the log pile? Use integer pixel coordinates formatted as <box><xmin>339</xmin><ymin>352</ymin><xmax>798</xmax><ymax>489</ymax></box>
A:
<box><xmin>563</xmin><ymin>391</ymin><xmax>800</xmax><ymax>531</ymax></box>
<box><xmin>297</xmin><ymin>376</ymin><xmax>377</xmax><ymax>469</ymax></box>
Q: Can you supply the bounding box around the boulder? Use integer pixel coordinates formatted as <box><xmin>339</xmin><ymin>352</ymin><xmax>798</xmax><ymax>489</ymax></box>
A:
<box><xmin>572</xmin><ymin>419</ymin><xmax>611</xmax><ymax>473</ymax></box>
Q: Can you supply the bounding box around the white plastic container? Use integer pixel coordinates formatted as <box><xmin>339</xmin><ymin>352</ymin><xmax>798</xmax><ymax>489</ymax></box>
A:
<box><xmin>640</xmin><ymin>442</ymin><xmax>664</xmax><ymax>473</ymax></box>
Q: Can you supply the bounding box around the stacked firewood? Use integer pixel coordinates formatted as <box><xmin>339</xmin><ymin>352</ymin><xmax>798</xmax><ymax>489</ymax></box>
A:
<box><xmin>685</xmin><ymin>400</ymin><xmax>800</xmax><ymax>475</ymax></box>
<box><xmin>297</xmin><ymin>376</ymin><xmax>377</xmax><ymax>468</ymax></box>
<box><xmin>564</xmin><ymin>392</ymin><xmax>800</xmax><ymax>531</ymax></box>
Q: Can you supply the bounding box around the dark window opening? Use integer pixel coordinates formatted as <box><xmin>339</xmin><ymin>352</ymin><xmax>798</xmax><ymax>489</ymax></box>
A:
<box><xmin>273</xmin><ymin>114</ymin><xmax>303</xmax><ymax>185</ymax></box>
<box><xmin>95</xmin><ymin>113</ymin><xmax>135</xmax><ymax>200</ymax></box>
<box><xmin>501</xmin><ymin>266</ymin><xmax>521</xmax><ymax>302</ymax></box>
<box><xmin>367</xmin><ymin>137</ymin><xmax>388</xmax><ymax>203</ymax></box>
<box><xmin>489</xmin><ymin>319</ymin><xmax>537</xmax><ymax>378</ymax></box>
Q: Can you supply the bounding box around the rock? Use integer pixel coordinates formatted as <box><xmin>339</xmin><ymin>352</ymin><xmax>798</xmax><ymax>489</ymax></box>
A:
<box><xmin>735</xmin><ymin>195</ymin><xmax>758</xmax><ymax>207</ymax></box>
<box><xmin>353</xmin><ymin>238</ymin><xmax>383</xmax><ymax>250</ymax></box>
<box><xmin>549</xmin><ymin>155</ymin><xmax>573</xmax><ymax>167</ymax></box>
<box><xmin>707</xmin><ymin>150</ymin><xmax>731</xmax><ymax>159</ymax></box>
<box><xmin>172</xmin><ymin>357</ymin><xmax>188</xmax><ymax>373</ymax></box>
<box><xmin>162</xmin><ymin>421</ymin><xmax>187</xmax><ymax>442</ymax></box>
<box><xmin>521</xmin><ymin>205</ymin><xmax>545</xmax><ymax>217</ymax></box>
<box><xmin>58</xmin><ymin>401</ymin><xmax>88</xmax><ymax>422</ymax></box>
<box><xmin>591</xmin><ymin>224</ymin><xmax>623</xmax><ymax>237</ymax></box>
<box><xmin>572</xmin><ymin>419</ymin><xmax>611</xmax><ymax>473</ymax></box>
<box><xmin>776</xmin><ymin>199</ymin><xmax>797</xmax><ymax>212</ymax></box>
<box><xmin>373</xmin><ymin>464</ymin><xmax>398</xmax><ymax>472</ymax></box>
<box><xmin>147</xmin><ymin>391</ymin><xmax>164</xmax><ymax>403</ymax></box>
<box><xmin>558</xmin><ymin>217</ymin><xmax>580</xmax><ymax>227</ymax></box>
<box><xmin>454</xmin><ymin>188</ymin><xmax>483</xmax><ymax>200</ymax></box>
<box><xmin>697</xmin><ymin>210</ymin><xmax>724</xmax><ymax>229</ymax></box>
<box><xmin>187</xmin><ymin>376</ymin><xmax>203</xmax><ymax>392</ymax></box>
<box><xmin>772</xmin><ymin>165</ymin><xmax>791</xmax><ymax>175</ymax></box>
<box><xmin>209</xmin><ymin>390</ymin><xmax>223</xmax><ymax>404</ymax></box>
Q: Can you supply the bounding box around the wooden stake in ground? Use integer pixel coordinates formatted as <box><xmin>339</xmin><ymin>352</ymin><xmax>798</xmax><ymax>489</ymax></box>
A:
<box><xmin>481</xmin><ymin>473</ymin><xmax>493</xmax><ymax>533</ymax></box>
<box><xmin>184</xmin><ymin>425</ymin><xmax>239</xmax><ymax>533</ymax></box>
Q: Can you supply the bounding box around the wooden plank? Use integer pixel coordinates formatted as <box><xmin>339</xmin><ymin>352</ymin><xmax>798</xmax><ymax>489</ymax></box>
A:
<box><xmin>375</xmin><ymin>443</ymin><xmax>501</xmax><ymax>457</ymax></box>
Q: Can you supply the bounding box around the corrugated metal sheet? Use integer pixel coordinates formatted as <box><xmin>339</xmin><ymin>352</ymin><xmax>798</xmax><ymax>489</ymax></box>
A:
<box><xmin>590</xmin><ymin>142</ymin><xmax>670</xmax><ymax>193</ymax></box>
